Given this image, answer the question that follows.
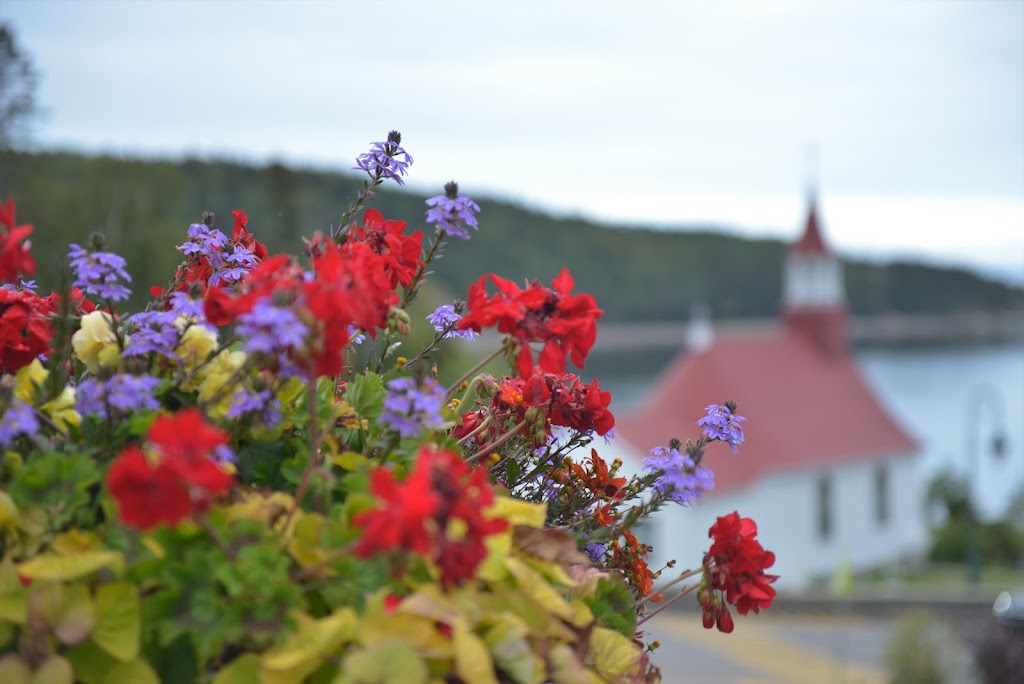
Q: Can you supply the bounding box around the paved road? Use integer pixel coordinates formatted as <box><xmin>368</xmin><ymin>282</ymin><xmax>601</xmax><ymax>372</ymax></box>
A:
<box><xmin>643</xmin><ymin>611</ymin><xmax>894</xmax><ymax>684</ymax></box>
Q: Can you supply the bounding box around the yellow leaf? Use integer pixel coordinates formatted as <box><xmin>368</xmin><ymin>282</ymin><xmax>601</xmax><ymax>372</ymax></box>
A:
<box><xmin>486</xmin><ymin>498</ymin><xmax>546</xmax><ymax>528</ymax></box>
<box><xmin>454</xmin><ymin>621</ymin><xmax>498</xmax><ymax>684</ymax></box>
<box><xmin>0</xmin><ymin>558</ymin><xmax>27</xmax><ymax>624</ymax></box>
<box><xmin>213</xmin><ymin>654</ymin><xmax>261</xmax><ymax>684</ymax></box>
<box><xmin>17</xmin><ymin>551</ymin><xmax>124</xmax><ymax>582</ymax></box>
<box><xmin>31</xmin><ymin>656</ymin><xmax>73</xmax><ymax>684</ymax></box>
<box><xmin>475</xmin><ymin>529</ymin><xmax>512</xmax><ymax>583</ymax></box>
<box><xmin>341</xmin><ymin>640</ymin><xmax>428</xmax><ymax>684</ymax></box>
<box><xmin>52</xmin><ymin>583</ymin><xmax>95</xmax><ymax>645</ymax></box>
<box><xmin>548</xmin><ymin>645</ymin><xmax>591</xmax><ymax>684</ymax></box>
<box><xmin>512</xmin><ymin>526</ymin><xmax>589</xmax><ymax>567</ymax></box>
<box><xmin>261</xmin><ymin>608</ymin><xmax>356</xmax><ymax>682</ymax></box>
<box><xmin>50</xmin><ymin>530</ymin><xmax>104</xmax><ymax>555</ymax></box>
<box><xmin>484</xmin><ymin>617</ymin><xmax>543</xmax><ymax>684</ymax></box>
<box><xmin>0</xmin><ymin>492</ymin><xmax>18</xmax><ymax>534</ymax></box>
<box><xmin>0</xmin><ymin>654</ymin><xmax>31</xmax><ymax>684</ymax></box>
<box><xmin>93</xmin><ymin>583</ymin><xmax>140</xmax><ymax>662</ymax></box>
<box><xmin>331</xmin><ymin>451</ymin><xmax>367</xmax><ymax>471</ymax></box>
<box><xmin>504</xmin><ymin>557</ymin><xmax>574</xmax><ymax>622</ymax></box>
<box><xmin>98</xmin><ymin>659</ymin><xmax>160</xmax><ymax>684</ymax></box>
<box><xmin>357</xmin><ymin>613</ymin><xmax>453</xmax><ymax>659</ymax></box>
<box><xmin>588</xmin><ymin>628</ymin><xmax>644</xmax><ymax>679</ymax></box>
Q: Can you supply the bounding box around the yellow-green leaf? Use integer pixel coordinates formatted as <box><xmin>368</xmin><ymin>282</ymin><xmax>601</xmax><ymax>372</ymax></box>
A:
<box><xmin>30</xmin><ymin>655</ymin><xmax>73</xmax><ymax>684</ymax></box>
<box><xmin>0</xmin><ymin>654</ymin><xmax>32</xmax><ymax>684</ymax></box>
<box><xmin>17</xmin><ymin>551</ymin><xmax>124</xmax><ymax>582</ymax></box>
<box><xmin>93</xmin><ymin>583</ymin><xmax>139</xmax><ymax>662</ymax></box>
<box><xmin>98</xmin><ymin>659</ymin><xmax>159</xmax><ymax>684</ymax></box>
<box><xmin>53</xmin><ymin>583</ymin><xmax>95</xmax><ymax>645</ymax></box>
<box><xmin>261</xmin><ymin>609</ymin><xmax>356</xmax><ymax>681</ymax></box>
<box><xmin>588</xmin><ymin>628</ymin><xmax>644</xmax><ymax>679</ymax></box>
<box><xmin>357</xmin><ymin>613</ymin><xmax>453</xmax><ymax>659</ymax></box>
<box><xmin>50</xmin><ymin>530</ymin><xmax>104</xmax><ymax>555</ymax></box>
<box><xmin>547</xmin><ymin>645</ymin><xmax>591</xmax><ymax>684</ymax></box>
<box><xmin>505</xmin><ymin>557</ymin><xmax>574</xmax><ymax>621</ymax></box>
<box><xmin>341</xmin><ymin>640</ymin><xmax>428</xmax><ymax>684</ymax></box>
<box><xmin>454</xmin><ymin>621</ymin><xmax>498</xmax><ymax>684</ymax></box>
<box><xmin>212</xmin><ymin>654</ymin><xmax>261</xmax><ymax>684</ymax></box>
<box><xmin>331</xmin><ymin>451</ymin><xmax>367</xmax><ymax>471</ymax></box>
<box><xmin>486</xmin><ymin>498</ymin><xmax>546</xmax><ymax>528</ymax></box>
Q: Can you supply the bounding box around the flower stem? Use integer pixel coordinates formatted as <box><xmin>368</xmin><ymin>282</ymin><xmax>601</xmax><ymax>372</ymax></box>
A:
<box><xmin>635</xmin><ymin>566</ymin><xmax>702</xmax><ymax>610</ymax></box>
<box><xmin>282</xmin><ymin>363</ymin><xmax>322</xmax><ymax>533</ymax></box>
<box><xmin>637</xmin><ymin>583</ymin><xmax>700</xmax><ymax>626</ymax></box>
<box><xmin>467</xmin><ymin>419</ymin><xmax>526</xmax><ymax>463</ymax></box>
<box><xmin>446</xmin><ymin>346</ymin><xmax>504</xmax><ymax>399</ymax></box>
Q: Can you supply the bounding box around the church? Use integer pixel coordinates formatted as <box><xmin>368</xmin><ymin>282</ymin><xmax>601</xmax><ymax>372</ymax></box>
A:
<box><xmin>607</xmin><ymin>195</ymin><xmax>926</xmax><ymax>590</ymax></box>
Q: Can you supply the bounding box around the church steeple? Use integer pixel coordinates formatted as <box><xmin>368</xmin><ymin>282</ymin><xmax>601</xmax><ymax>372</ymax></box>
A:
<box><xmin>782</xmin><ymin>193</ymin><xmax>848</xmax><ymax>357</ymax></box>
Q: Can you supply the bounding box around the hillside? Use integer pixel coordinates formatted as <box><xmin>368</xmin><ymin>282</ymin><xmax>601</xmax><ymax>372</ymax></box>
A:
<box><xmin>1</xmin><ymin>151</ymin><xmax>1021</xmax><ymax>321</ymax></box>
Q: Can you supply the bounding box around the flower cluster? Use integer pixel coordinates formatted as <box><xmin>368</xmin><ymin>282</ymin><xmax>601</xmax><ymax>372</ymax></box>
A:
<box><xmin>0</xmin><ymin>136</ymin><xmax>777</xmax><ymax>684</ymax></box>
<box><xmin>106</xmin><ymin>409</ymin><xmax>235</xmax><ymax>530</ymax></box>
<box><xmin>459</xmin><ymin>268</ymin><xmax>603</xmax><ymax>378</ymax></box>
<box><xmin>699</xmin><ymin>511</ymin><xmax>779</xmax><ymax>633</ymax></box>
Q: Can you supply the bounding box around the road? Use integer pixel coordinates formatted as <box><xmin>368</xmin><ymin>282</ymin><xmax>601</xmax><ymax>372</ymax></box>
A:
<box><xmin>643</xmin><ymin>611</ymin><xmax>894</xmax><ymax>684</ymax></box>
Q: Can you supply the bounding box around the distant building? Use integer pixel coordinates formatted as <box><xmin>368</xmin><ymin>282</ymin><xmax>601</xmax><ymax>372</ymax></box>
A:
<box><xmin>608</xmin><ymin>195</ymin><xmax>925</xmax><ymax>590</ymax></box>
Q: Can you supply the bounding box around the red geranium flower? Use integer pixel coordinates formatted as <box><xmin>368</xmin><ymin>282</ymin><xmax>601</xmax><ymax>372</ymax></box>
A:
<box><xmin>346</xmin><ymin>209</ymin><xmax>423</xmax><ymax>290</ymax></box>
<box><xmin>0</xmin><ymin>197</ymin><xmax>36</xmax><ymax>284</ymax></box>
<box><xmin>458</xmin><ymin>268</ymin><xmax>602</xmax><ymax>378</ymax></box>
<box><xmin>231</xmin><ymin>210</ymin><xmax>269</xmax><ymax>261</ymax></box>
<box><xmin>0</xmin><ymin>288</ymin><xmax>54</xmax><ymax>373</ymax></box>
<box><xmin>106</xmin><ymin>409</ymin><xmax>235</xmax><ymax>531</ymax></box>
<box><xmin>704</xmin><ymin>511</ymin><xmax>778</xmax><ymax>616</ymax></box>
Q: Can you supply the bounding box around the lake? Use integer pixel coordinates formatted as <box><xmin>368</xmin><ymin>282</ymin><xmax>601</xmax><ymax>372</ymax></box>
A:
<box><xmin>588</xmin><ymin>342</ymin><xmax>1024</xmax><ymax>521</ymax></box>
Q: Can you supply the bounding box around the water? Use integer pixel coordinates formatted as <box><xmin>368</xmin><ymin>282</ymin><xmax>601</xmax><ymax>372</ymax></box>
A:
<box><xmin>589</xmin><ymin>343</ymin><xmax>1024</xmax><ymax>521</ymax></box>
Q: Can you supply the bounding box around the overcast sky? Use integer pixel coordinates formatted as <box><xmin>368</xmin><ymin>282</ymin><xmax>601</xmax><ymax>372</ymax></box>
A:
<box><xmin>3</xmin><ymin>0</ymin><xmax>1023</xmax><ymax>283</ymax></box>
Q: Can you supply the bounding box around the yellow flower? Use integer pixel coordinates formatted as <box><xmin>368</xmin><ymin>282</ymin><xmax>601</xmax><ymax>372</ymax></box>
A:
<box><xmin>13</xmin><ymin>360</ymin><xmax>81</xmax><ymax>430</ymax></box>
<box><xmin>72</xmin><ymin>311</ymin><xmax>119</xmax><ymax>374</ymax></box>
<box><xmin>176</xmin><ymin>321</ymin><xmax>219</xmax><ymax>382</ymax></box>
<box><xmin>197</xmin><ymin>349</ymin><xmax>247</xmax><ymax>418</ymax></box>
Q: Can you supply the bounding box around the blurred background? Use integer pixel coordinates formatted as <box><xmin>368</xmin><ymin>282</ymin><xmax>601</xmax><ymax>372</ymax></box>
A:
<box><xmin>1</xmin><ymin>1</ymin><xmax>1022</xmax><ymax>681</ymax></box>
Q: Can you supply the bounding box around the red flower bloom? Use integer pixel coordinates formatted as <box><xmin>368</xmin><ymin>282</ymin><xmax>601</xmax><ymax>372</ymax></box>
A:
<box><xmin>346</xmin><ymin>209</ymin><xmax>423</xmax><ymax>289</ymax></box>
<box><xmin>458</xmin><ymin>268</ymin><xmax>602</xmax><ymax>378</ymax></box>
<box><xmin>572</xmin><ymin>449</ymin><xmax>627</xmax><ymax>501</ymax></box>
<box><xmin>0</xmin><ymin>197</ymin><xmax>36</xmax><ymax>284</ymax></box>
<box><xmin>352</xmin><ymin>446</ymin><xmax>508</xmax><ymax>588</ymax></box>
<box><xmin>231</xmin><ymin>210</ymin><xmax>269</xmax><ymax>261</ymax></box>
<box><xmin>106</xmin><ymin>409</ymin><xmax>234</xmax><ymax>531</ymax></box>
<box><xmin>0</xmin><ymin>288</ymin><xmax>54</xmax><ymax>373</ymax></box>
<box><xmin>704</xmin><ymin>511</ymin><xmax>778</xmax><ymax>616</ymax></box>
<box><xmin>610</xmin><ymin>530</ymin><xmax>657</xmax><ymax>599</ymax></box>
<box><xmin>106</xmin><ymin>447</ymin><xmax>192</xmax><ymax>530</ymax></box>
<box><xmin>353</xmin><ymin>465</ymin><xmax>440</xmax><ymax>558</ymax></box>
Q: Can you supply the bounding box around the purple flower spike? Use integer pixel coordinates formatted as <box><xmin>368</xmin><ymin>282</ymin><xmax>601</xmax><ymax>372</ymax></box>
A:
<box><xmin>425</xmin><ymin>181</ymin><xmax>480</xmax><ymax>239</ymax></box>
<box><xmin>426</xmin><ymin>304</ymin><xmax>478</xmax><ymax>341</ymax></box>
<box><xmin>76</xmin><ymin>375</ymin><xmax>161</xmax><ymax>420</ymax></box>
<box><xmin>68</xmin><ymin>243</ymin><xmax>133</xmax><ymax>302</ymax></box>
<box><xmin>642</xmin><ymin>446</ymin><xmax>715</xmax><ymax>506</ymax></box>
<box><xmin>354</xmin><ymin>131</ymin><xmax>413</xmax><ymax>186</ymax></box>
<box><xmin>698</xmin><ymin>403</ymin><xmax>746</xmax><ymax>453</ymax></box>
<box><xmin>0</xmin><ymin>399</ymin><xmax>39</xmax><ymax>447</ymax></box>
<box><xmin>381</xmin><ymin>376</ymin><xmax>446</xmax><ymax>438</ymax></box>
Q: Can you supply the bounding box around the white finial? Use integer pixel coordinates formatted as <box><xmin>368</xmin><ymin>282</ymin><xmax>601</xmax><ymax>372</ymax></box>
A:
<box><xmin>687</xmin><ymin>303</ymin><xmax>713</xmax><ymax>352</ymax></box>
<box><xmin>804</xmin><ymin>144</ymin><xmax>819</xmax><ymax>199</ymax></box>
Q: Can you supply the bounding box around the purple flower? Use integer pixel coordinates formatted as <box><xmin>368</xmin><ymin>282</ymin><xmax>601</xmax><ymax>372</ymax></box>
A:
<box><xmin>227</xmin><ymin>388</ymin><xmax>282</xmax><ymax>427</ymax></box>
<box><xmin>68</xmin><ymin>244</ymin><xmax>132</xmax><ymax>302</ymax></box>
<box><xmin>168</xmin><ymin>291</ymin><xmax>207</xmax><ymax>322</ymax></box>
<box><xmin>425</xmin><ymin>181</ymin><xmax>480</xmax><ymax>239</ymax></box>
<box><xmin>642</xmin><ymin>446</ymin><xmax>715</xmax><ymax>506</ymax></box>
<box><xmin>180</xmin><ymin>224</ymin><xmax>229</xmax><ymax>260</ymax></box>
<box><xmin>209</xmin><ymin>244</ymin><xmax>258</xmax><ymax>286</ymax></box>
<box><xmin>353</xmin><ymin>131</ymin><xmax>413</xmax><ymax>186</ymax></box>
<box><xmin>0</xmin><ymin>399</ymin><xmax>39</xmax><ymax>447</ymax></box>
<box><xmin>426</xmin><ymin>304</ymin><xmax>478</xmax><ymax>341</ymax></box>
<box><xmin>122</xmin><ymin>311</ymin><xmax>181</xmax><ymax>359</ymax></box>
<box><xmin>585</xmin><ymin>543</ymin><xmax>608</xmax><ymax>562</ymax></box>
<box><xmin>76</xmin><ymin>375</ymin><xmax>162</xmax><ymax>419</ymax></box>
<box><xmin>698</xmin><ymin>403</ymin><xmax>746</xmax><ymax>453</ymax></box>
<box><xmin>236</xmin><ymin>300</ymin><xmax>309</xmax><ymax>356</ymax></box>
<box><xmin>381</xmin><ymin>376</ymin><xmax>446</xmax><ymax>438</ymax></box>
<box><xmin>347</xmin><ymin>326</ymin><xmax>366</xmax><ymax>347</ymax></box>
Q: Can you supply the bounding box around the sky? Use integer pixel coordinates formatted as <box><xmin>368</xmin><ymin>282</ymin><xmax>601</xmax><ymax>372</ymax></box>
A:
<box><xmin>3</xmin><ymin>0</ymin><xmax>1023</xmax><ymax>284</ymax></box>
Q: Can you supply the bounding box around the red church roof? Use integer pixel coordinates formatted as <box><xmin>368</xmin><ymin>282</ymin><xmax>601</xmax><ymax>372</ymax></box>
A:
<box><xmin>615</xmin><ymin>328</ymin><xmax>918</xmax><ymax>495</ymax></box>
<box><xmin>791</xmin><ymin>200</ymin><xmax>829</xmax><ymax>255</ymax></box>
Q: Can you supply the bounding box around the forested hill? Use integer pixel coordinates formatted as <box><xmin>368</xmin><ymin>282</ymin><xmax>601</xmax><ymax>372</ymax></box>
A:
<box><xmin>2</xmin><ymin>151</ymin><xmax>1021</xmax><ymax>321</ymax></box>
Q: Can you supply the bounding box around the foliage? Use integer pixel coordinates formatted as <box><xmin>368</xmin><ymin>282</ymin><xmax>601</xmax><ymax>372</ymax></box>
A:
<box><xmin>883</xmin><ymin>611</ymin><xmax>974</xmax><ymax>684</ymax></box>
<box><xmin>1</xmin><ymin>151</ymin><xmax>1022</xmax><ymax>323</ymax></box>
<box><xmin>0</xmin><ymin>134</ymin><xmax>779</xmax><ymax>683</ymax></box>
<box><xmin>925</xmin><ymin>469</ymin><xmax>1024</xmax><ymax>566</ymax></box>
<box><xmin>0</xmin><ymin>21</ymin><xmax>40</xmax><ymax>151</ymax></box>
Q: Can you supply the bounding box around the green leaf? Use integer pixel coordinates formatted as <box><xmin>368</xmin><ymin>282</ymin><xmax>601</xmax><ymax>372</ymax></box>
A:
<box><xmin>261</xmin><ymin>609</ymin><xmax>357</xmax><ymax>683</ymax></box>
<box><xmin>344</xmin><ymin>372</ymin><xmax>385</xmax><ymax>422</ymax></box>
<box><xmin>588</xmin><ymin>628</ymin><xmax>644</xmax><ymax>679</ymax></box>
<box><xmin>341</xmin><ymin>640</ymin><xmax>428</xmax><ymax>684</ymax></box>
<box><xmin>65</xmin><ymin>640</ymin><xmax>120</xmax><ymax>684</ymax></box>
<box><xmin>212</xmin><ymin>655</ymin><xmax>261</xmax><ymax>684</ymax></box>
<box><xmin>53</xmin><ymin>583</ymin><xmax>95</xmax><ymax>645</ymax></box>
<box><xmin>93</xmin><ymin>583</ymin><xmax>140</xmax><ymax>662</ymax></box>
<box><xmin>98</xmin><ymin>659</ymin><xmax>160</xmax><ymax>684</ymax></box>
<box><xmin>7</xmin><ymin>452</ymin><xmax>100</xmax><ymax>529</ymax></box>
<box><xmin>17</xmin><ymin>551</ymin><xmax>124</xmax><ymax>582</ymax></box>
